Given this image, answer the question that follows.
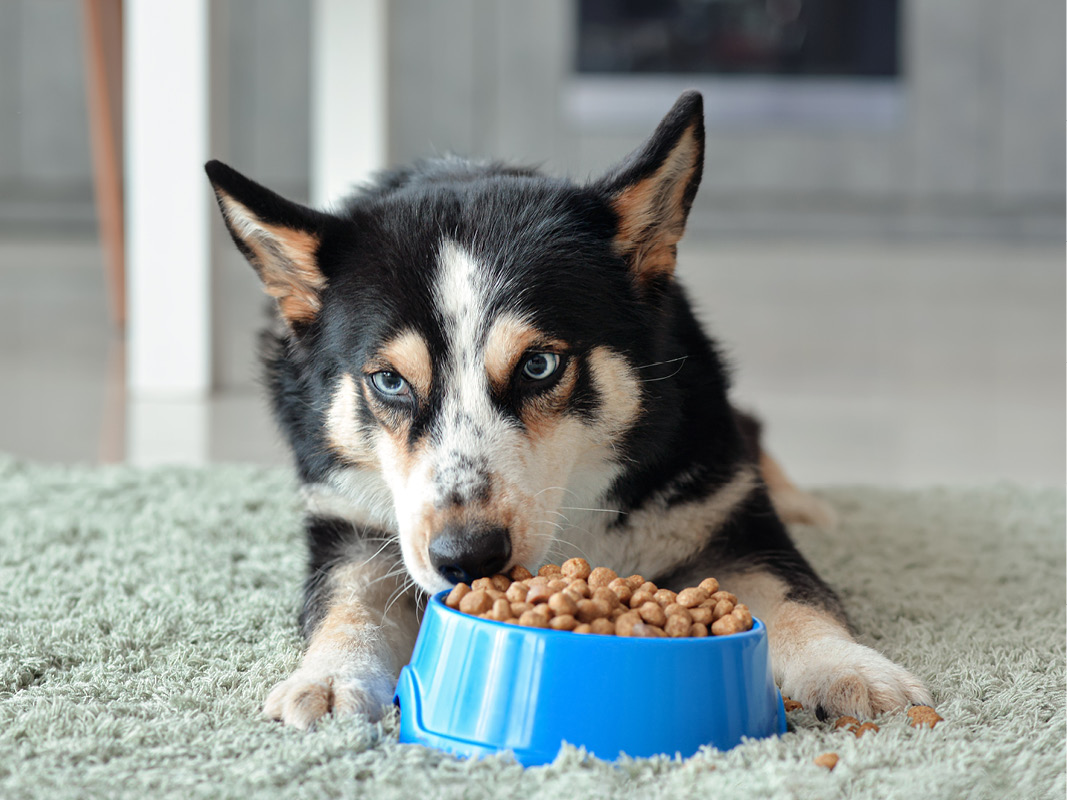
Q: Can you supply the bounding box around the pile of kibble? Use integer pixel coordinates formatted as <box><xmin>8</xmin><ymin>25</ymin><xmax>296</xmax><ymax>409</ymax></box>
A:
<box><xmin>444</xmin><ymin>557</ymin><xmax>753</xmax><ymax>637</ymax></box>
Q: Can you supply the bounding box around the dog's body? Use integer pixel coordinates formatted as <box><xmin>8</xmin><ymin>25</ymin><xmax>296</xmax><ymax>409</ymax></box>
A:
<box><xmin>207</xmin><ymin>92</ymin><xmax>930</xmax><ymax>730</ymax></box>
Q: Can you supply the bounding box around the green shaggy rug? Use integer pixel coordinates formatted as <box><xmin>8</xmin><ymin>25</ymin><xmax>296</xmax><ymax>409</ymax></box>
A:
<box><xmin>0</xmin><ymin>455</ymin><xmax>1063</xmax><ymax>799</ymax></box>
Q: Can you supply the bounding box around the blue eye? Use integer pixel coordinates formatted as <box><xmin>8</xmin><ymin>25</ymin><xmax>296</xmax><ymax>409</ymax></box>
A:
<box><xmin>521</xmin><ymin>353</ymin><xmax>560</xmax><ymax>381</ymax></box>
<box><xmin>370</xmin><ymin>371</ymin><xmax>409</xmax><ymax>397</ymax></box>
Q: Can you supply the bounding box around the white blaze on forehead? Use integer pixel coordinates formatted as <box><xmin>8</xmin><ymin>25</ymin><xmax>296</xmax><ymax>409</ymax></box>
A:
<box><xmin>430</xmin><ymin>239</ymin><xmax>513</xmax><ymax>503</ymax></box>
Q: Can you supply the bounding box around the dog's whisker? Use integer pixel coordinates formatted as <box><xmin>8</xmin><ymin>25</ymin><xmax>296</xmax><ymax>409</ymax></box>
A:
<box><xmin>557</xmin><ymin>506</ymin><xmax>626</xmax><ymax>515</ymax></box>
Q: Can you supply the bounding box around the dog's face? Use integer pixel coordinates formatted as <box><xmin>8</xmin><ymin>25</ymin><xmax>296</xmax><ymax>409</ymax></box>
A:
<box><xmin>207</xmin><ymin>93</ymin><xmax>705</xmax><ymax>593</ymax></box>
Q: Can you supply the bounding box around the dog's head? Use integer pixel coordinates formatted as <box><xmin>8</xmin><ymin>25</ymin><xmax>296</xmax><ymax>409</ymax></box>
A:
<box><xmin>207</xmin><ymin>92</ymin><xmax>705</xmax><ymax>593</ymax></box>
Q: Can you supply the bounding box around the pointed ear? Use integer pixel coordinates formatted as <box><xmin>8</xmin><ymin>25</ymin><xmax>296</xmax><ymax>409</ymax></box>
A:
<box><xmin>205</xmin><ymin>160</ymin><xmax>331</xmax><ymax>327</ymax></box>
<box><xmin>596</xmin><ymin>91</ymin><xmax>704</xmax><ymax>287</ymax></box>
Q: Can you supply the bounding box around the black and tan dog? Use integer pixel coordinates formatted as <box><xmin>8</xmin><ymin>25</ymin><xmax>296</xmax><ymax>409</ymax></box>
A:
<box><xmin>206</xmin><ymin>91</ymin><xmax>930</xmax><ymax>730</ymax></box>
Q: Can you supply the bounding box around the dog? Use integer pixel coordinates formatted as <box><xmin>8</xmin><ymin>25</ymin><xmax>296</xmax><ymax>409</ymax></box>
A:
<box><xmin>206</xmin><ymin>91</ymin><xmax>931</xmax><ymax>731</ymax></box>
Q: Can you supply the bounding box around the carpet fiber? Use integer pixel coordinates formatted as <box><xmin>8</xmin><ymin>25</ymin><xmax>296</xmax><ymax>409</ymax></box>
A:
<box><xmin>1</xmin><ymin>455</ymin><xmax>1063</xmax><ymax>799</ymax></box>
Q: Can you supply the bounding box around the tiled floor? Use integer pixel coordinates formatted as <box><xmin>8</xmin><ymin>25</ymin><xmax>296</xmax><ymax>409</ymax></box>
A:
<box><xmin>0</xmin><ymin>233</ymin><xmax>1062</xmax><ymax>487</ymax></box>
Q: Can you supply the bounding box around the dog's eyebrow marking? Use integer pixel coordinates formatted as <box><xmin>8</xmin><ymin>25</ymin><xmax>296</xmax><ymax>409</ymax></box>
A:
<box><xmin>375</xmin><ymin>329</ymin><xmax>433</xmax><ymax>399</ymax></box>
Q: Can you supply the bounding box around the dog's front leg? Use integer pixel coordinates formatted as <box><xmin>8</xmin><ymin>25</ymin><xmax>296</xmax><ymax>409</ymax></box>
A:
<box><xmin>721</xmin><ymin>566</ymin><xmax>933</xmax><ymax>719</ymax></box>
<box><xmin>264</xmin><ymin>520</ymin><xmax>420</xmax><ymax>730</ymax></box>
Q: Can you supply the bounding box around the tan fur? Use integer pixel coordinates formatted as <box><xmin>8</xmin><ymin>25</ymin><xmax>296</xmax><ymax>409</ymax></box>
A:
<box><xmin>325</xmin><ymin>373</ymin><xmax>375</xmax><ymax>466</ymax></box>
<box><xmin>263</xmin><ymin>549</ymin><xmax>420</xmax><ymax>730</ymax></box>
<box><xmin>760</xmin><ymin>450</ymin><xmax>838</xmax><ymax>528</ymax></box>
<box><xmin>718</xmin><ymin>569</ymin><xmax>931</xmax><ymax>717</ymax></box>
<box><xmin>586</xmin><ymin>346</ymin><xmax>642</xmax><ymax>435</ymax></box>
<box><xmin>376</xmin><ymin>330</ymin><xmax>433</xmax><ymax>400</ymax></box>
<box><xmin>484</xmin><ymin>315</ymin><xmax>540</xmax><ymax>391</ymax></box>
<box><xmin>218</xmin><ymin>194</ymin><xmax>325</xmax><ymax>325</ymax></box>
<box><xmin>610</xmin><ymin>123</ymin><xmax>700</xmax><ymax>283</ymax></box>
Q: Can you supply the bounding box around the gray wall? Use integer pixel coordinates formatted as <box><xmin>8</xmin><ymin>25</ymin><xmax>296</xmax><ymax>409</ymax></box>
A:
<box><xmin>1</xmin><ymin>0</ymin><xmax>1062</xmax><ymax>241</ymax></box>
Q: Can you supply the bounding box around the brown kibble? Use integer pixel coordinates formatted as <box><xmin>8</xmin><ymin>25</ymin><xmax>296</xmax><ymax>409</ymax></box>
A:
<box><xmin>653</xmin><ymin>588</ymin><xmax>677</xmax><ymax>607</ymax></box>
<box><xmin>665</xmin><ymin>605</ymin><xmax>691</xmax><ymax>627</ymax></box>
<box><xmin>631</xmin><ymin>622</ymin><xmax>666</xmax><ymax>638</ymax></box>
<box><xmin>576</xmin><ymin>598</ymin><xmax>611</xmax><ymax>623</ymax></box>
<box><xmin>731</xmin><ymin>604</ymin><xmax>753</xmax><ymax>630</ymax></box>
<box><xmin>689</xmin><ymin>622</ymin><xmax>708</xmax><ymax>637</ymax></box>
<box><xmin>488</xmin><ymin>598</ymin><xmax>512</xmax><ymax>621</ymax></box>
<box><xmin>709</xmin><ymin>591</ymin><xmax>738</xmax><ymax>606</ymax></box>
<box><xmin>698</xmin><ymin>577</ymin><xmax>719</xmax><ymax>595</ymax></box>
<box><xmin>510</xmin><ymin>601</ymin><xmax>532</xmax><ymax>617</ymax></box>
<box><xmin>592</xmin><ymin>587</ymin><xmax>620</xmax><ymax>608</ymax></box>
<box><xmin>907</xmin><ymin>705</ymin><xmax>944</xmax><ymax>729</ymax></box>
<box><xmin>610</xmin><ymin>606</ymin><xmax>627</xmax><ymax>620</ymax></box>
<box><xmin>527</xmin><ymin>575</ymin><xmax>548</xmax><ymax>587</ymax></box>
<box><xmin>588</xmin><ymin>567</ymin><xmax>618</xmax><ymax>590</ymax></box>
<box><xmin>629</xmin><ymin>589</ymin><xmax>656</xmax><ymax>609</ymax></box>
<box><xmin>712</xmin><ymin>599</ymin><xmax>735</xmax><ymax>620</ymax></box>
<box><xmin>783</xmin><ymin>697</ymin><xmax>804</xmax><ymax>712</ymax></box>
<box><xmin>834</xmin><ymin>716</ymin><xmax>860</xmax><ymax>730</ymax></box>
<box><xmin>567</xmin><ymin>578</ymin><xmax>591</xmax><ymax>598</ymax></box>
<box><xmin>814</xmin><ymin>753</ymin><xmax>839</xmax><ymax>771</ymax></box>
<box><xmin>664</xmin><ymin>613</ymin><xmax>691</xmax><ymax>637</ymax></box>
<box><xmin>676</xmin><ymin>587</ymin><xmax>709</xmax><ymax>608</ymax></box>
<box><xmin>459</xmin><ymin>590</ymin><xmax>494</xmax><ymax>615</ymax></box>
<box><xmin>689</xmin><ymin>606</ymin><xmax>713</xmax><ymax>625</ymax></box>
<box><xmin>508</xmin><ymin>564</ymin><xmax>533</xmax><ymax>581</ymax></box>
<box><xmin>624</xmin><ymin>575</ymin><xmax>645</xmax><ymax>591</ymax></box>
<box><xmin>589</xmin><ymin>618</ymin><xmax>616</xmax><ymax>635</ymax></box>
<box><xmin>549</xmin><ymin>614</ymin><xmax>578</xmax><ymax>631</ymax></box>
<box><xmin>615</xmin><ymin>611</ymin><xmax>642</xmax><ymax>636</ymax></box>
<box><xmin>518</xmin><ymin>609</ymin><xmax>550</xmax><ymax>628</ymax></box>
<box><xmin>608</xmin><ymin>578</ymin><xmax>633</xmax><ymax>605</ymax></box>
<box><xmin>490</xmin><ymin>574</ymin><xmax>511</xmax><ymax>592</ymax></box>
<box><xmin>561</xmin><ymin>557</ymin><xmax>592</xmax><ymax>580</ymax></box>
<box><xmin>548</xmin><ymin>592</ymin><xmax>578</xmax><ymax>617</ymax></box>
<box><xmin>637</xmin><ymin>601</ymin><xmax>667</xmax><ymax>627</ymax></box>
<box><xmin>854</xmin><ymin>722</ymin><xmax>879</xmax><ymax>738</ymax></box>
<box><xmin>538</xmin><ymin>563</ymin><xmax>563</xmax><ymax>578</ymax></box>
<box><xmin>471</xmin><ymin>577</ymin><xmax>494</xmax><ymax>591</ymax></box>
<box><xmin>711</xmin><ymin>614</ymin><xmax>743</xmax><ymax>636</ymax></box>
<box><xmin>526</xmin><ymin>584</ymin><xmax>553</xmax><ymax>605</ymax></box>
<box><xmin>546</xmin><ymin>578</ymin><xmax>567</xmax><ymax>593</ymax></box>
<box><xmin>638</xmin><ymin>581</ymin><xmax>658</xmax><ymax>595</ymax></box>
<box><xmin>445</xmin><ymin>583</ymin><xmax>471</xmax><ymax>609</ymax></box>
<box><xmin>573</xmin><ymin>624</ymin><xmax>593</xmax><ymax>634</ymax></box>
<box><xmin>505</xmin><ymin>582</ymin><xmax>529</xmax><ymax>603</ymax></box>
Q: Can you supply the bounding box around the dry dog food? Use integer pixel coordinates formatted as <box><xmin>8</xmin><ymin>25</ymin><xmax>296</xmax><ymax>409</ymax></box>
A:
<box><xmin>907</xmin><ymin>705</ymin><xmax>944</xmax><ymax>728</ymax></box>
<box><xmin>813</xmin><ymin>752</ymin><xmax>839</xmax><ymax>770</ymax></box>
<box><xmin>782</xmin><ymin>696</ymin><xmax>804</xmax><ymax>712</ymax></box>
<box><xmin>444</xmin><ymin>558</ymin><xmax>754</xmax><ymax>638</ymax></box>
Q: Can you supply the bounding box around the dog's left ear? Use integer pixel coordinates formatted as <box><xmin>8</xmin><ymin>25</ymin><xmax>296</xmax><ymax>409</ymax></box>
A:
<box><xmin>595</xmin><ymin>91</ymin><xmax>704</xmax><ymax>287</ymax></box>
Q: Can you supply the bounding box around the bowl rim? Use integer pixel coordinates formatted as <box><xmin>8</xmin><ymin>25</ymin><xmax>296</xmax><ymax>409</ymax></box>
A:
<box><xmin>427</xmin><ymin>589</ymin><xmax>765</xmax><ymax>646</ymax></box>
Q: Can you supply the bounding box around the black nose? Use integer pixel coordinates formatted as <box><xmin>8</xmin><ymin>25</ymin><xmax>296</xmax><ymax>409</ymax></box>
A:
<box><xmin>428</xmin><ymin>524</ymin><xmax>512</xmax><ymax>585</ymax></box>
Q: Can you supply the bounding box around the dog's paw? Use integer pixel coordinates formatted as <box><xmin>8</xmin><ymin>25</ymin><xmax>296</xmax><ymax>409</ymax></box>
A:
<box><xmin>778</xmin><ymin>638</ymin><xmax>932</xmax><ymax>720</ymax></box>
<box><xmin>263</xmin><ymin>667</ymin><xmax>396</xmax><ymax>730</ymax></box>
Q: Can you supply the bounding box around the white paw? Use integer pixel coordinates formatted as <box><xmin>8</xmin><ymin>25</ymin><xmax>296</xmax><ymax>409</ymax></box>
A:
<box><xmin>779</xmin><ymin>638</ymin><xmax>932</xmax><ymax>720</ymax></box>
<box><xmin>769</xmin><ymin>486</ymin><xmax>838</xmax><ymax>528</ymax></box>
<box><xmin>263</xmin><ymin>667</ymin><xmax>396</xmax><ymax>730</ymax></box>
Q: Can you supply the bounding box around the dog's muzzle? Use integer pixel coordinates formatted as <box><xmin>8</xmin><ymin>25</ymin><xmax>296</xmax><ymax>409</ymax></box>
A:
<box><xmin>428</xmin><ymin>523</ymin><xmax>511</xmax><ymax>585</ymax></box>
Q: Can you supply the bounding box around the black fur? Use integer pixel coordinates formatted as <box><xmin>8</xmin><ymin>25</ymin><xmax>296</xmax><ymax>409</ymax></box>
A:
<box><xmin>206</xmin><ymin>91</ymin><xmax>845</xmax><ymax>637</ymax></box>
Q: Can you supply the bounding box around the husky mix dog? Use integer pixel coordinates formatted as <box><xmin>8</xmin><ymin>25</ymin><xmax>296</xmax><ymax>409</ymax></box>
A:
<box><xmin>206</xmin><ymin>92</ymin><xmax>930</xmax><ymax>730</ymax></box>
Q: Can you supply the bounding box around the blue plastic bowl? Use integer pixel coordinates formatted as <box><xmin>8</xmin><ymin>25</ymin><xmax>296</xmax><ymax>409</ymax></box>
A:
<box><xmin>394</xmin><ymin>591</ymin><xmax>785</xmax><ymax>765</ymax></box>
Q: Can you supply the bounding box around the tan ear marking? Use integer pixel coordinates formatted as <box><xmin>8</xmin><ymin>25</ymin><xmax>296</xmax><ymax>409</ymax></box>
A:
<box><xmin>219</xmin><ymin>194</ymin><xmax>325</xmax><ymax>325</ymax></box>
<box><xmin>610</xmin><ymin>123</ymin><xmax>701</xmax><ymax>283</ymax></box>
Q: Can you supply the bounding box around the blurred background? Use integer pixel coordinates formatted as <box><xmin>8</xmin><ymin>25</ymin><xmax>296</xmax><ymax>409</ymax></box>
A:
<box><xmin>0</xmin><ymin>0</ymin><xmax>1062</xmax><ymax>487</ymax></box>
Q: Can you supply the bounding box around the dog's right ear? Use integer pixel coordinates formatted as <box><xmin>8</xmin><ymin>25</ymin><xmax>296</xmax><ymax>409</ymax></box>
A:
<box><xmin>205</xmin><ymin>160</ymin><xmax>331</xmax><ymax>328</ymax></box>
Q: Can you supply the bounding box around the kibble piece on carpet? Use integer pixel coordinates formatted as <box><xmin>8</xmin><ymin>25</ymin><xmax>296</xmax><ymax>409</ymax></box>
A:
<box><xmin>0</xmin><ymin>456</ymin><xmax>1063</xmax><ymax>800</ymax></box>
